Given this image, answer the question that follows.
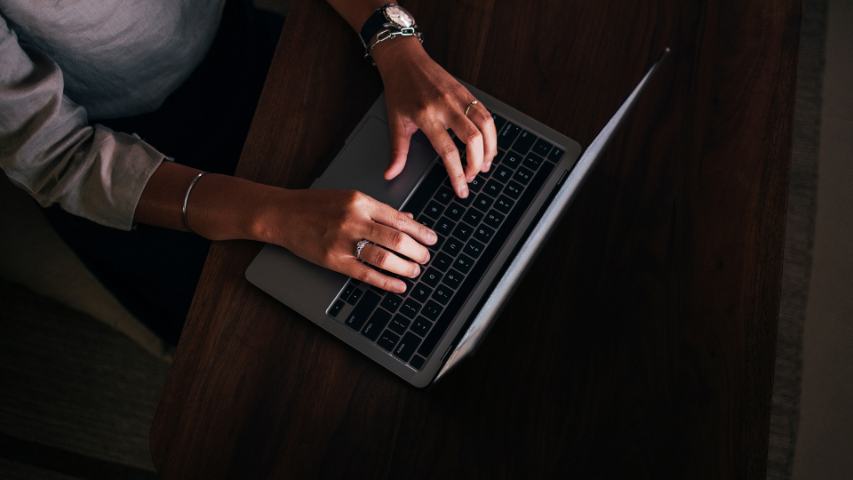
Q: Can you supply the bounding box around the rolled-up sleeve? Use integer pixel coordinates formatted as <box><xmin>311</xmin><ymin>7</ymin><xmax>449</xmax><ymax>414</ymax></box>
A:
<box><xmin>0</xmin><ymin>15</ymin><xmax>165</xmax><ymax>230</ymax></box>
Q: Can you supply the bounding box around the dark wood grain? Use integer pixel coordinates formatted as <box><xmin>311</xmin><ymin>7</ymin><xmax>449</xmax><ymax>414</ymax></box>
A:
<box><xmin>150</xmin><ymin>0</ymin><xmax>800</xmax><ymax>478</ymax></box>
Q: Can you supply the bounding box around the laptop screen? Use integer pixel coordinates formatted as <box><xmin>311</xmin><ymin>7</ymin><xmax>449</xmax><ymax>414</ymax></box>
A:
<box><xmin>435</xmin><ymin>49</ymin><xmax>671</xmax><ymax>381</ymax></box>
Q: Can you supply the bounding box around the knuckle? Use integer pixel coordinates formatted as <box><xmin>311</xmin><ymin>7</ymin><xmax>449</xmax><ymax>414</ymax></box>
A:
<box><xmin>392</xmin><ymin>213</ymin><xmax>408</xmax><ymax>231</ymax></box>
<box><xmin>380</xmin><ymin>276</ymin><xmax>395</xmax><ymax>291</ymax></box>
<box><xmin>374</xmin><ymin>248</ymin><xmax>390</xmax><ymax>266</ymax></box>
<box><xmin>437</xmin><ymin>143</ymin><xmax>458</xmax><ymax>159</ymax></box>
<box><xmin>462</xmin><ymin>129</ymin><xmax>482</xmax><ymax>145</ymax></box>
<box><xmin>390</xmin><ymin>231</ymin><xmax>406</xmax><ymax>249</ymax></box>
<box><xmin>439</xmin><ymin>90</ymin><xmax>456</xmax><ymax>104</ymax></box>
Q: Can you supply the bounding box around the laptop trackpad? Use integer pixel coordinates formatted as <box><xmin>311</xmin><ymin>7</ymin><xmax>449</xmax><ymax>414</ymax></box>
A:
<box><xmin>313</xmin><ymin>116</ymin><xmax>437</xmax><ymax>209</ymax></box>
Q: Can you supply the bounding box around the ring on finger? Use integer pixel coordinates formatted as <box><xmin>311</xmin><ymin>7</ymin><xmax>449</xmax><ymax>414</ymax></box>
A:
<box><xmin>464</xmin><ymin>99</ymin><xmax>480</xmax><ymax>117</ymax></box>
<box><xmin>354</xmin><ymin>239</ymin><xmax>371</xmax><ymax>260</ymax></box>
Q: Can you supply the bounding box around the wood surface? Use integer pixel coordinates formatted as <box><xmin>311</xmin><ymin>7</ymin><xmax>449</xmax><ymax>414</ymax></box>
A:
<box><xmin>151</xmin><ymin>0</ymin><xmax>801</xmax><ymax>478</ymax></box>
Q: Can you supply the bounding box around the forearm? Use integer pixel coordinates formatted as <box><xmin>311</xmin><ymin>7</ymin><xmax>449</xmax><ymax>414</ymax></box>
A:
<box><xmin>325</xmin><ymin>0</ymin><xmax>386</xmax><ymax>32</ymax></box>
<box><xmin>133</xmin><ymin>161</ymin><xmax>274</xmax><ymax>241</ymax></box>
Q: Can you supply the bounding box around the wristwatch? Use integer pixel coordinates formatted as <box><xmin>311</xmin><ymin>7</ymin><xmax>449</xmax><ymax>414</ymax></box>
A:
<box><xmin>359</xmin><ymin>3</ymin><xmax>423</xmax><ymax>61</ymax></box>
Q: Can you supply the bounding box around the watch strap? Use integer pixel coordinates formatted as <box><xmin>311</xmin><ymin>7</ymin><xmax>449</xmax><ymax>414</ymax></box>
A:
<box><xmin>359</xmin><ymin>5</ymin><xmax>391</xmax><ymax>47</ymax></box>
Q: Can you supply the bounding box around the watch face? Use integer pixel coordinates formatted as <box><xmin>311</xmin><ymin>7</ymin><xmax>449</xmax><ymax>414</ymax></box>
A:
<box><xmin>385</xmin><ymin>5</ymin><xmax>414</xmax><ymax>28</ymax></box>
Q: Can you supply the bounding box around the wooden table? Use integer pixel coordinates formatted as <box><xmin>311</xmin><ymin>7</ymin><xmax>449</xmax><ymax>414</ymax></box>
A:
<box><xmin>150</xmin><ymin>0</ymin><xmax>800</xmax><ymax>478</ymax></box>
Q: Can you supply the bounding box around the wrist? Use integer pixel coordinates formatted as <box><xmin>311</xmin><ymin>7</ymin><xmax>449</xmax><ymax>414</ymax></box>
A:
<box><xmin>246</xmin><ymin>185</ymin><xmax>294</xmax><ymax>244</ymax></box>
<box><xmin>372</xmin><ymin>36</ymin><xmax>428</xmax><ymax>75</ymax></box>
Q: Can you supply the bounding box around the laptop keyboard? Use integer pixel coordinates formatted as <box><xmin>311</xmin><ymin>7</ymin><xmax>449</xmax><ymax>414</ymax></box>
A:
<box><xmin>327</xmin><ymin>113</ymin><xmax>565</xmax><ymax>371</ymax></box>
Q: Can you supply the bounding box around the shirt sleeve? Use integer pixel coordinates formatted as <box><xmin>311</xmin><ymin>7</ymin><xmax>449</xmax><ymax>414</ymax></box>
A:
<box><xmin>0</xmin><ymin>15</ymin><xmax>165</xmax><ymax>231</ymax></box>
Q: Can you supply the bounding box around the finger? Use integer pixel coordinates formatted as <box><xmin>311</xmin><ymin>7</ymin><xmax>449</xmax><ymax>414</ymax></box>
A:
<box><xmin>449</xmin><ymin>111</ymin><xmax>484</xmax><ymax>181</ymax></box>
<box><xmin>371</xmin><ymin>202</ymin><xmax>437</xmax><ymax>247</ymax></box>
<box><xmin>386</xmin><ymin>117</ymin><xmax>412</xmax><ymax>180</ymax></box>
<box><xmin>403</xmin><ymin>212</ymin><xmax>414</xmax><ymax>219</ymax></box>
<box><xmin>346</xmin><ymin>260</ymin><xmax>407</xmax><ymax>293</ymax></box>
<box><xmin>468</xmin><ymin>103</ymin><xmax>498</xmax><ymax>171</ymax></box>
<box><xmin>365</xmin><ymin>221</ymin><xmax>431</xmax><ymax>265</ymax></box>
<box><xmin>358</xmin><ymin>243</ymin><xmax>421</xmax><ymax>279</ymax></box>
<box><xmin>421</xmin><ymin>122</ymin><xmax>468</xmax><ymax>198</ymax></box>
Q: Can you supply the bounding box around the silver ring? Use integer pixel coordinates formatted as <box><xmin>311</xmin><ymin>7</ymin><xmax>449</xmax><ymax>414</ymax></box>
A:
<box><xmin>354</xmin><ymin>239</ymin><xmax>371</xmax><ymax>260</ymax></box>
<box><xmin>464</xmin><ymin>99</ymin><xmax>480</xmax><ymax>117</ymax></box>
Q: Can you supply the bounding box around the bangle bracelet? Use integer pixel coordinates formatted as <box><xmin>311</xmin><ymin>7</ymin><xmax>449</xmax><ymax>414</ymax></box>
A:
<box><xmin>181</xmin><ymin>171</ymin><xmax>207</xmax><ymax>233</ymax></box>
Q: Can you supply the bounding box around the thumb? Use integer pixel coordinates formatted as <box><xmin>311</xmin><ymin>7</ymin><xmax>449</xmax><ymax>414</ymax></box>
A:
<box><xmin>385</xmin><ymin>118</ymin><xmax>412</xmax><ymax>180</ymax></box>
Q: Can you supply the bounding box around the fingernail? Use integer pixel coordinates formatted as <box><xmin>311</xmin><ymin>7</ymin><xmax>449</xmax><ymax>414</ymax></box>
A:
<box><xmin>428</xmin><ymin>231</ymin><xmax>438</xmax><ymax>244</ymax></box>
<box><xmin>396</xmin><ymin>281</ymin><xmax>407</xmax><ymax>293</ymax></box>
<box><xmin>484</xmin><ymin>162</ymin><xmax>492</xmax><ymax>172</ymax></box>
<box><xmin>459</xmin><ymin>186</ymin><xmax>469</xmax><ymax>198</ymax></box>
<box><xmin>412</xmin><ymin>265</ymin><xmax>421</xmax><ymax>277</ymax></box>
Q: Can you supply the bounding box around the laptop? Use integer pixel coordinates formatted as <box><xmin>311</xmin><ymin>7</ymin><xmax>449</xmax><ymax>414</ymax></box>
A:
<box><xmin>246</xmin><ymin>49</ymin><xmax>670</xmax><ymax>387</ymax></box>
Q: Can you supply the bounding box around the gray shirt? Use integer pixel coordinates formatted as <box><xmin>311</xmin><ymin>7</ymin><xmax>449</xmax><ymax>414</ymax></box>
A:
<box><xmin>0</xmin><ymin>1</ymin><xmax>225</xmax><ymax>230</ymax></box>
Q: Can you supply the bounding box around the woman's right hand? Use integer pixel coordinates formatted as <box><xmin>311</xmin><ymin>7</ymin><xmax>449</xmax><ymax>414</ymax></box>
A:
<box><xmin>252</xmin><ymin>188</ymin><xmax>437</xmax><ymax>294</ymax></box>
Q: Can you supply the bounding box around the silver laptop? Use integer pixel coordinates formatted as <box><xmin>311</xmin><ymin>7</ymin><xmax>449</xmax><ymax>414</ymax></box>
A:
<box><xmin>246</xmin><ymin>50</ymin><xmax>669</xmax><ymax>387</ymax></box>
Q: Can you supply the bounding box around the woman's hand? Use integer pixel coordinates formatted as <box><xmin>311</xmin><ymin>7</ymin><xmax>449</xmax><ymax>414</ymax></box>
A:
<box><xmin>373</xmin><ymin>38</ymin><xmax>498</xmax><ymax>199</ymax></box>
<box><xmin>252</xmin><ymin>188</ymin><xmax>437</xmax><ymax>293</ymax></box>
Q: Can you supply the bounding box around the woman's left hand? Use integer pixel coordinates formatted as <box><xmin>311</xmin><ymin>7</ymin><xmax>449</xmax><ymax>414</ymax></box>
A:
<box><xmin>373</xmin><ymin>38</ymin><xmax>498</xmax><ymax>199</ymax></box>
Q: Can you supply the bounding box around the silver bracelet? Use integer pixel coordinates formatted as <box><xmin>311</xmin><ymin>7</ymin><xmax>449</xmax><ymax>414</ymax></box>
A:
<box><xmin>181</xmin><ymin>171</ymin><xmax>207</xmax><ymax>233</ymax></box>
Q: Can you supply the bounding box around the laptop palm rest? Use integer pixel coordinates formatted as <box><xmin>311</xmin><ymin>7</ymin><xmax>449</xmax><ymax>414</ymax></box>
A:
<box><xmin>245</xmin><ymin>114</ymin><xmax>437</xmax><ymax>323</ymax></box>
<box><xmin>314</xmin><ymin>115</ymin><xmax>436</xmax><ymax>209</ymax></box>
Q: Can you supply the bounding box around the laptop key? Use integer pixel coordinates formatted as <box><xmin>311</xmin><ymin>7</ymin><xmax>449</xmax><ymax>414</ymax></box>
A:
<box><xmin>444</xmin><ymin>202</ymin><xmax>464</xmax><ymax>221</ymax></box>
<box><xmin>394</xmin><ymin>331</ymin><xmax>421</xmax><ymax>362</ymax></box>
<box><xmin>341</xmin><ymin>283</ymin><xmax>354</xmax><ymax>301</ymax></box>
<box><xmin>453</xmin><ymin>253</ymin><xmax>475</xmax><ymax>274</ymax></box>
<box><xmin>503</xmin><ymin>151</ymin><xmax>523</xmax><ymax>169</ymax></box>
<box><xmin>443</xmin><ymin>269</ymin><xmax>464</xmax><ymax>289</ymax></box>
<box><xmin>388</xmin><ymin>314</ymin><xmax>411</xmax><ymax>335</ymax></box>
<box><xmin>462</xmin><ymin>208</ymin><xmax>483</xmax><ymax>226</ymax></box>
<box><xmin>381</xmin><ymin>294</ymin><xmax>402</xmax><ymax>313</ymax></box>
<box><xmin>483</xmin><ymin>180</ymin><xmax>503</xmax><ymax>197</ymax></box>
<box><xmin>492</xmin><ymin>113</ymin><xmax>507</xmax><ymax>131</ymax></box>
<box><xmin>484</xmin><ymin>211</ymin><xmax>505</xmax><ymax>229</ymax></box>
<box><xmin>400</xmin><ymin>298</ymin><xmax>421</xmax><ymax>319</ymax></box>
<box><xmin>514</xmin><ymin>166</ymin><xmax>535</xmax><ymax>185</ymax></box>
<box><xmin>533</xmin><ymin>138</ymin><xmax>554</xmax><ymax>157</ymax></box>
<box><xmin>417</xmin><ymin>215</ymin><xmax>435</xmax><ymax>229</ymax></box>
<box><xmin>504</xmin><ymin>181</ymin><xmax>523</xmax><ymax>199</ymax></box>
<box><xmin>422</xmin><ymin>300</ymin><xmax>442</xmax><ymax>321</ymax></box>
<box><xmin>435</xmin><ymin>217</ymin><xmax>455</xmax><ymax>237</ymax></box>
<box><xmin>411</xmin><ymin>317</ymin><xmax>432</xmax><ymax>337</ymax></box>
<box><xmin>433</xmin><ymin>284</ymin><xmax>453</xmax><ymax>305</ymax></box>
<box><xmin>468</xmin><ymin>176</ymin><xmax>484</xmax><ymax>193</ymax></box>
<box><xmin>464</xmin><ymin>239</ymin><xmax>486</xmax><ymax>258</ymax></box>
<box><xmin>512</xmin><ymin>131</ymin><xmax>537</xmax><ymax>154</ymax></box>
<box><xmin>434</xmin><ymin>252</ymin><xmax>453</xmax><ymax>271</ymax></box>
<box><xmin>523</xmin><ymin>153</ymin><xmax>545</xmax><ymax>170</ymax></box>
<box><xmin>346</xmin><ymin>288</ymin><xmax>363</xmax><ymax>305</ymax></box>
<box><xmin>422</xmin><ymin>268</ymin><xmax>442</xmax><ymax>287</ymax></box>
<box><xmin>411</xmin><ymin>284</ymin><xmax>433</xmax><ymax>303</ymax></box>
<box><xmin>473</xmin><ymin>195</ymin><xmax>494</xmax><ymax>213</ymax></box>
<box><xmin>547</xmin><ymin>146</ymin><xmax>565</xmax><ymax>163</ymax></box>
<box><xmin>498</xmin><ymin>123</ymin><xmax>521</xmax><ymax>150</ymax></box>
<box><xmin>361</xmin><ymin>309</ymin><xmax>392</xmax><ymax>341</ymax></box>
<box><xmin>409</xmin><ymin>354</ymin><xmax>426</xmax><ymax>370</ymax></box>
<box><xmin>494</xmin><ymin>165</ymin><xmax>513</xmax><ymax>183</ymax></box>
<box><xmin>378</xmin><ymin>330</ymin><xmax>400</xmax><ymax>352</ymax></box>
<box><xmin>345</xmin><ymin>290</ymin><xmax>380</xmax><ymax>331</ymax></box>
<box><xmin>495</xmin><ymin>195</ymin><xmax>514</xmax><ymax>214</ymax></box>
<box><xmin>444</xmin><ymin>238</ymin><xmax>463</xmax><ymax>257</ymax></box>
<box><xmin>329</xmin><ymin>300</ymin><xmax>345</xmax><ymax>317</ymax></box>
<box><xmin>452</xmin><ymin>222</ymin><xmax>473</xmax><ymax>241</ymax></box>
<box><xmin>435</xmin><ymin>186</ymin><xmax>454</xmax><ymax>204</ymax></box>
<box><xmin>474</xmin><ymin>225</ymin><xmax>495</xmax><ymax>243</ymax></box>
<box><xmin>424</xmin><ymin>200</ymin><xmax>444</xmax><ymax>219</ymax></box>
